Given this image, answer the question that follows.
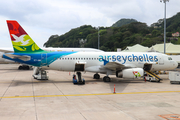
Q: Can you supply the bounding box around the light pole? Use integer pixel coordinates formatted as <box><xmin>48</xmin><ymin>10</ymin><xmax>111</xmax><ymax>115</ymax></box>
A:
<box><xmin>160</xmin><ymin>0</ymin><xmax>169</xmax><ymax>54</ymax></box>
<box><xmin>98</xmin><ymin>27</ymin><xmax>100</xmax><ymax>49</ymax></box>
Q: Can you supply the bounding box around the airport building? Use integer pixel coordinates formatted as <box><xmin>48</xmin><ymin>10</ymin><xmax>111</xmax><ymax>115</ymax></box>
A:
<box><xmin>121</xmin><ymin>43</ymin><xmax>180</xmax><ymax>55</ymax></box>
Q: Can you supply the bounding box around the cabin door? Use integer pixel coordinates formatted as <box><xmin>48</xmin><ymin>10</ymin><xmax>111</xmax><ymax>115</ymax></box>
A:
<box><xmin>41</xmin><ymin>53</ymin><xmax>47</xmax><ymax>66</ymax></box>
<box><xmin>159</xmin><ymin>54</ymin><xmax>164</xmax><ymax>65</ymax></box>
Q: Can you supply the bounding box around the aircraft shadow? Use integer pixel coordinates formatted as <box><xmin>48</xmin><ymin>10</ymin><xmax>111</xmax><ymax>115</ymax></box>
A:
<box><xmin>9</xmin><ymin>77</ymin><xmax>147</xmax><ymax>94</ymax></box>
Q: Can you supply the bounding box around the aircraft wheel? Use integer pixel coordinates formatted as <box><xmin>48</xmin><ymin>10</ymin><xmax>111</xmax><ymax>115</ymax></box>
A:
<box><xmin>18</xmin><ymin>66</ymin><xmax>23</xmax><ymax>70</ymax></box>
<box><xmin>94</xmin><ymin>74</ymin><xmax>100</xmax><ymax>79</ymax></box>
<box><xmin>25</xmin><ymin>66</ymin><xmax>30</xmax><ymax>70</ymax></box>
<box><xmin>103</xmin><ymin>76</ymin><xmax>111</xmax><ymax>82</ymax></box>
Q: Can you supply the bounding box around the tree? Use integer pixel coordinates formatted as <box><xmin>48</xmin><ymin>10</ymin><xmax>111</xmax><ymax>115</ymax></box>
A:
<box><xmin>166</xmin><ymin>32</ymin><xmax>172</xmax><ymax>37</ymax></box>
<box><xmin>152</xmin><ymin>30</ymin><xmax>161</xmax><ymax>37</ymax></box>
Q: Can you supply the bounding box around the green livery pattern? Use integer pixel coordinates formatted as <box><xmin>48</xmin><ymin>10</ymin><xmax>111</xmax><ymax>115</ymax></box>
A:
<box><xmin>7</xmin><ymin>20</ymin><xmax>44</xmax><ymax>53</ymax></box>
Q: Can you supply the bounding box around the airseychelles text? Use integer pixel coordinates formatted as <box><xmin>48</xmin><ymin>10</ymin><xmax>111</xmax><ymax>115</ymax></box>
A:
<box><xmin>99</xmin><ymin>54</ymin><xmax>158</xmax><ymax>64</ymax></box>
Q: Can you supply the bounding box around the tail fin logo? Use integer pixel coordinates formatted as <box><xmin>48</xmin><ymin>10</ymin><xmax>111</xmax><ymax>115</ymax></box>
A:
<box><xmin>11</xmin><ymin>34</ymin><xmax>30</xmax><ymax>45</ymax></box>
<box><xmin>7</xmin><ymin>20</ymin><xmax>43</xmax><ymax>53</ymax></box>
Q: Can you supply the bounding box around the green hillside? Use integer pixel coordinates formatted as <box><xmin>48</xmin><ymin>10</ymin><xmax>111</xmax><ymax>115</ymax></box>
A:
<box><xmin>44</xmin><ymin>12</ymin><xmax>180</xmax><ymax>51</ymax></box>
<box><xmin>111</xmin><ymin>18</ymin><xmax>137</xmax><ymax>27</ymax></box>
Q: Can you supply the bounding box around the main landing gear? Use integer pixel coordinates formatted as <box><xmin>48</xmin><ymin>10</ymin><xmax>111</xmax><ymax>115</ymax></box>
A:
<box><xmin>73</xmin><ymin>72</ymin><xmax>85</xmax><ymax>85</ymax></box>
<box><xmin>18</xmin><ymin>65</ymin><xmax>32</xmax><ymax>70</ymax></box>
<box><xmin>93</xmin><ymin>73</ymin><xmax>111</xmax><ymax>82</ymax></box>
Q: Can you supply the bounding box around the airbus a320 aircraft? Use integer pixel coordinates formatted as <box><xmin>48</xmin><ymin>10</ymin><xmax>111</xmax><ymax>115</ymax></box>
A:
<box><xmin>2</xmin><ymin>20</ymin><xmax>178</xmax><ymax>84</ymax></box>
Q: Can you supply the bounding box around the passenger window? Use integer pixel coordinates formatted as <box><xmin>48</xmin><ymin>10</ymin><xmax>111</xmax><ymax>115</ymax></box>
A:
<box><xmin>168</xmin><ymin>57</ymin><xmax>172</xmax><ymax>60</ymax></box>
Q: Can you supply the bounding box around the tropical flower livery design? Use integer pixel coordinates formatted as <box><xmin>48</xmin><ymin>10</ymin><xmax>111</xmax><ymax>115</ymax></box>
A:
<box><xmin>7</xmin><ymin>20</ymin><xmax>43</xmax><ymax>53</ymax></box>
<box><xmin>133</xmin><ymin>71</ymin><xmax>141</xmax><ymax>77</ymax></box>
<box><xmin>11</xmin><ymin>34</ymin><xmax>40</xmax><ymax>52</ymax></box>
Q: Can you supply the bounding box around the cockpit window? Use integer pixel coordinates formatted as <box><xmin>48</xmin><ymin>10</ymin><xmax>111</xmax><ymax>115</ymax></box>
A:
<box><xmin>168</xmin><ymin>57</ymin><xmax>172</xmax><ymax>60</ymax></box>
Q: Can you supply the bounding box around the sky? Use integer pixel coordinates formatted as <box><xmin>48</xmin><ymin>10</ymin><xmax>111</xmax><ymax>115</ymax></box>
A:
<box><xmin>0</xmin><ymin>0</ymin><xmax>179</xmax><ymax>48</ymax></box>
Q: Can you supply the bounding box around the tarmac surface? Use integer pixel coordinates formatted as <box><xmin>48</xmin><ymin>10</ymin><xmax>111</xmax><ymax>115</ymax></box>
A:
<box><xmin>0</xmin><ymin>64</ymin><xmax>180</xmax><ymax>120</ymax></box>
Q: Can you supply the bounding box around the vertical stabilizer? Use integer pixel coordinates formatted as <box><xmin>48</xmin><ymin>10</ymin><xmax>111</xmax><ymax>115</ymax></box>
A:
<box><xmin>6</xmin><ymin>20</ymin><xmax>44</xmax><ymax>53</ymax></box>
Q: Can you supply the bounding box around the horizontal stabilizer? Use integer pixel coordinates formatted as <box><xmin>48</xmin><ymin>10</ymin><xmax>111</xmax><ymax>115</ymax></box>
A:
<box><xmin>3</xmin><ymin>54</ymin><xmax>31</xmax><ymax>61</ymax></box>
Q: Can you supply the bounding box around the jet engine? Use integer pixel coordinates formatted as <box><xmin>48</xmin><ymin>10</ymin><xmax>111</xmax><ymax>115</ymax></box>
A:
<box><xmin>116</xmin><ymin>68</ymin><xmax>144</xmax><ymax>79</ymax></box>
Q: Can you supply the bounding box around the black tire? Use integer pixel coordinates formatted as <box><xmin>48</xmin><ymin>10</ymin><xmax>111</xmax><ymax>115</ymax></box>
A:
<box><xmin>103</xmin><ymin>76</ymin><xmax>111</xmax><ymax>82</ymax></box>
<box><xmin>106</xmin><ymin>77</ymin><xmax>111</xmax><ymax>82</ymax></box>
<box><xmin>19</xmin><ymin>66</ymin><xmax>23</xmax><ymax>70</ymax></box>
<box><xmin>26</xmin><ymin>66</ymin><xmax>30</xmax><ymax>70</ymax></box>
<box><xmin>94</xmin><ymin>74</ymin><xmax>100</xmax><ymax>79</ymax></box>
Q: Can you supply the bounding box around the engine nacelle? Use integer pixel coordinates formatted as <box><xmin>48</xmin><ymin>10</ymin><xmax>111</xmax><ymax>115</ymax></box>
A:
<box><xmin>116</xmin><ymin>68</ymin><xmax>144</xmax><ymax>79</ymax></box>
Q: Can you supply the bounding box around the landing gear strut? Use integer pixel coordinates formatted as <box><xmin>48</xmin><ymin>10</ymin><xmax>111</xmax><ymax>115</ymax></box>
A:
<box><xmin>73</xmin><ymin>72</ymin><xmax>85</xmax><ymax>85</ymax></box>
<box><xmin>93</xmin><ymin>73</ymin><xmax>100</xmax><ymax>79</ymax></box>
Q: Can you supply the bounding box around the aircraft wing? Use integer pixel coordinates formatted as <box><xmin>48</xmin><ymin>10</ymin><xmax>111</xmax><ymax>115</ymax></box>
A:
<box><xmin>3</xmin><ymin>54</ymin><xmax>31</xmax><ymax>61</ymax></box>
<box><xmin>103</xmin><ymin>62</ymin><xmax>133</xmax><ymax>71</ymax></box>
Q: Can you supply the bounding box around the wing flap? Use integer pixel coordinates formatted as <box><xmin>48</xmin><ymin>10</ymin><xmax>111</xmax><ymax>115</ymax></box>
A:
<box><xmin>103</xmin><ymin>62</ymin><xmax>132</xmax><ymax>71</ymax></box>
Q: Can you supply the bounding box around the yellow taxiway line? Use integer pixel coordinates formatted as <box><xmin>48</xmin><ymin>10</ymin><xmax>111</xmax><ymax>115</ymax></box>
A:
<box><xmin>1</xmin><ymin>90</ymin><xmax>180</xmax><ymax>99</ymax></box>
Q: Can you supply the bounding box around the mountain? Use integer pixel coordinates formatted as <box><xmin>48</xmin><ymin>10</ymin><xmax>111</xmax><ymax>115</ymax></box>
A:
<box><xmin>44</xmin><ymin>12</ymin><xmax>180</xmax><ymax>51</ymax></box>
<box><xmin>44</xmin><ymin>25</ymin><xmax>97</xmax><ymax>48</ymax></box>
<box><xmin>151</xmin><ymin>12</ymin><xmax>180</xmax><ymax>33</ymax></box>
<box><xmin>111</xmin><ymin>18</ymin><xmax>138</xmax><ymax>27</ymax></box>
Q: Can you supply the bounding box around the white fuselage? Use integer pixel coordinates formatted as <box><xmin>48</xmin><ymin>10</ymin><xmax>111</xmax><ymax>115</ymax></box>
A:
<box><xmin>45</xmin><ymin>52</ymin><xmax>178</xmax><ymax>73</ymax></box>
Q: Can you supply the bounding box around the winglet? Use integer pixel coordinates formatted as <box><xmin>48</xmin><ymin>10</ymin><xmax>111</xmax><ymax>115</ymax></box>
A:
<box><xmin>6</xmin><ymin>20</ymin><xmax>44</xmax><ymax>53</ymax></box>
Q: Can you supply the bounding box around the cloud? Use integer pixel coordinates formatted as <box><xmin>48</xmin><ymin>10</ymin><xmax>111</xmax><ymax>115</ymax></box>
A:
<box><xmin>0</xmin><ymin>0</ymin><xmax>179</xmax><ymax>47</ymax></box>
